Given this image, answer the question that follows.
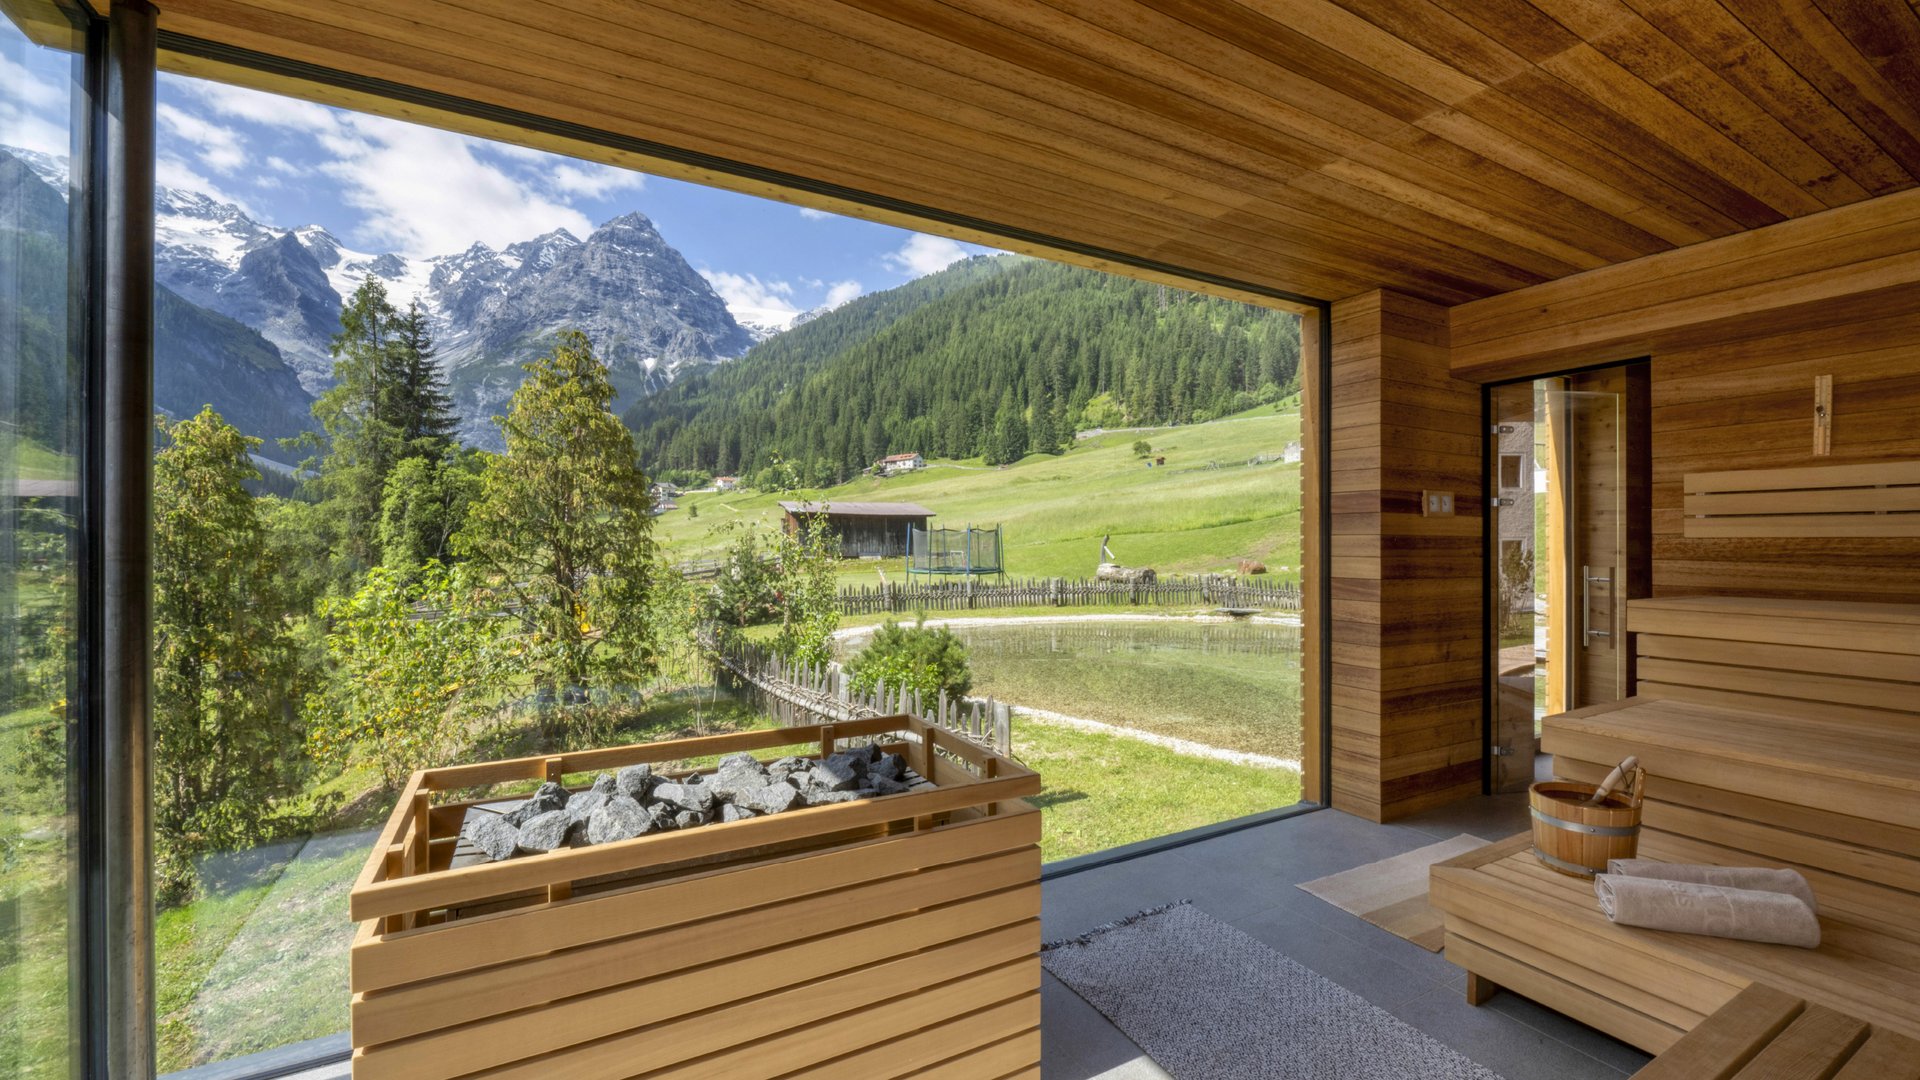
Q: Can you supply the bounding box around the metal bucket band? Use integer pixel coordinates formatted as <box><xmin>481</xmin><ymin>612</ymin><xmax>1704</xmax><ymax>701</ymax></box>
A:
<box><xmin>1531</xmin><ymin>847</ymin><xmax>1601</xmax><ymax>877</ymax></box>
<box><xmin>1529</xmin><ymin>807</ymin><xmax>1640</xmax><ymax>837</ymax></box>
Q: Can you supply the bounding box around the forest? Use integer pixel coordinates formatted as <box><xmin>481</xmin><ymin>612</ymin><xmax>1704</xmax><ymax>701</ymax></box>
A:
<box><xmin>627</xmin><ymin>255</ymin><xmax>1302</xmax><ymax>484</ymax></box>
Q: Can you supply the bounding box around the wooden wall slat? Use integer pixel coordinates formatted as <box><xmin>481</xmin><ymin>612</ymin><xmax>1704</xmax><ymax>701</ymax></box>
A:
<box><xmin>1328</xmin><ymin>290</ymin><xmax>1483</xmax><ymax>822</ymax></box>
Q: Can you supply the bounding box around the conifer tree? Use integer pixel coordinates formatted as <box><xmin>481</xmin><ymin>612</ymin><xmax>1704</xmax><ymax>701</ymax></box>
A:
<box><xmin>394</xmin><ymin>298</ymin><xmax>458</xmax><ymax>451</ymax></box>
<box><xmin>310</xmin><ymin>276</ymin><xmax>406</xmax><ymax>575</ymax></box>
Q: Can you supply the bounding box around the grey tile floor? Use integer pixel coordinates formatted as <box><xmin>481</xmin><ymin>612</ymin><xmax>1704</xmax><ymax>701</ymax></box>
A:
<box><xmin>1038</xmin><ymin>791</ymin><xmax>1653</xmax><ymax>1080</ymax></box>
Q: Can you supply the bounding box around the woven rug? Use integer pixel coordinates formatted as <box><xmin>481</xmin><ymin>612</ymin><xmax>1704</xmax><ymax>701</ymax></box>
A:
<box><xmin>1042</xmin><ymin>903</ymin><xmax>1503</xmax><ymax>1080</ymax></box>
<box><xmin>1296</xmin><ymin>834</ymin><xmax>1491</xmax><ymax>951</ymax></box>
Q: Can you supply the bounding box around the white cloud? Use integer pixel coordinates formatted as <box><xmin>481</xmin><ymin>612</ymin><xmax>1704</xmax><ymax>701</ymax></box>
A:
<box><xmin>178</xmin><ymin>77</ymin><xmax>648</xmax><ymax>258</ymax></box>
<box><xmin>823</xmin><ymin>280</ymin><xmax>863</xmax><ymax>308</ymax></box>
<box><xmin>181</xmin><ymin>78</ymin><xmax>340</xmax><ymax>134</ymax></box>
<box><xmin>263</xmin><ymin>155</ymin><xmax>300</xmax><ymax>175</ymax></box>
<box><xmin>883</xmin><ymin>232</ymin><xmax>971</xmax><ymax>277</ymax></box>
<box><xmin>797</xmin><ymin>206</ymin><xmax>831</xmax><ymax>221</ymax></box>
<box><xmin>158</xmin><ymin>103</ymin><xmax>247</xmax><ymax>173</ymax></box>
<box><xmin>0</xmin><ymin>101</ymin><xmax>69</xmax><ymax>158</ymax></box>
<box><xmin>547</xmin><ymin>161</ymin><xmax>644</xmax><ymax>198</ymax></box>
<box><xmin>156</xmin><ymin>154</ymin><xmax>255</xmax><ymax>215</ymax></box>
<box><xmin>1</xmin><ymin>52</ymin><xmax>65</xmax><ymax>111</ymax></box>
<box><xmin>702</xmin><ymin>269</ymin><xmax>803</xmax><ymax>328</ymax></box>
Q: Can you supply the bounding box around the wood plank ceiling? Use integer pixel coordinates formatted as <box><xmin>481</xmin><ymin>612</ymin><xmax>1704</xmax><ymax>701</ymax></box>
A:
<box><xmin>117</xmin><ymin>1</ymin><xmax>1920</xmax><ymax>305</ymax></box>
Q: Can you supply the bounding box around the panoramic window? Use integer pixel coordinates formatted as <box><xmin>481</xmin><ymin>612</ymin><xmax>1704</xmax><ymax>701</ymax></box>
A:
<box><xmin>1</xmin><ymin>16</ymin><xmax>81</xmax><ymax>1079</ymax></box>
<box><xmin>5</xmin><ymin>59</ymin><xmax>1313</xmax><ymax>1074</ymax></box>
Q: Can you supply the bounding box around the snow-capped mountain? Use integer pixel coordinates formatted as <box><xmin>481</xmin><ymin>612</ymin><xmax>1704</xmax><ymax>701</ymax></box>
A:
<box><xmin>2</xmin><ymin>148</ymin><xmax>315</xmax><ymax>462</ymax></box>
<box><xmin>15</xmin><ymin>144</ymin><xmax>761</xmax><ymax>448</ymax></box>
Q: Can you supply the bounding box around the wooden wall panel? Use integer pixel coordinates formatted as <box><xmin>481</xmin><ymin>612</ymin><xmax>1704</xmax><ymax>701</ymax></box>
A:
<box><xmin>1329</xmin><ymin>291</ymin><xmax>1484</xmax><ymax>822</ymax></box>
<box><xmin>1651</xmin><ymin>308</ymin><xmax>1920</xmax><ymax>603</ymax></box>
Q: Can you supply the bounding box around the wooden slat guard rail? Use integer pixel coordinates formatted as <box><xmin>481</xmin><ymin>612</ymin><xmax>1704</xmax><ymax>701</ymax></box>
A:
<box><xmin>1682</xmin><ymin>461</ymin><xmax>1920</xmax><ymax>538</ymax></box>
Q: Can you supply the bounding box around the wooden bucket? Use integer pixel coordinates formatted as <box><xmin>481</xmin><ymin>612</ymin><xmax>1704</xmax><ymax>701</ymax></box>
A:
<box><xmin>1528</xmin><ymin>768</ymin><xmax>1646</xmax><ymax>877</ymax></box>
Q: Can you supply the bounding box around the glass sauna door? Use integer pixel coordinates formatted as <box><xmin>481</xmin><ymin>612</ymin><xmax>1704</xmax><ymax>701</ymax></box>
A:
<box><xmin>1488</xmin><ymin>383</ymin><xmax>1627</xmax><ymax>792</ymax></box>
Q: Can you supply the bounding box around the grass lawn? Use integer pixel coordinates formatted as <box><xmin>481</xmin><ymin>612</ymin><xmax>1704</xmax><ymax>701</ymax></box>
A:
<box><xmin>1015</xmin><ymin>719</ymin><xmax>1301</xmax><ymax>863</ymax></box>
<box><xmin>656</xmin><ymin>408</ymin><xmax>1303</xmax><ymax>587</ymax></box>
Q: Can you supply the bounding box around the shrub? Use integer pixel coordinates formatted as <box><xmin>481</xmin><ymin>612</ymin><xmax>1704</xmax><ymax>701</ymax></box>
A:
<box><xmin>846</xmin><ymin>618</ymin><xmax>972</xmax><ymax>700</ymax></box>
<box><xmin>1132</xmin><ymin>439</ymin><xmax>1152</xmax><ymax>457</ymax></box>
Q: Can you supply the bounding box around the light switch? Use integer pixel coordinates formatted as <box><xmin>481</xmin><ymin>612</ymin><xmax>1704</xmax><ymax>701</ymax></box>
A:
<box><xmin>1423</xmin><ymin>490</ymin><xmax>1454</xmax><ymax>516</ymax></box>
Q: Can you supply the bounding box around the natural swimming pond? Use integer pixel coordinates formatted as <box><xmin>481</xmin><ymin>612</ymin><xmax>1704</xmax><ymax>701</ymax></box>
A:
<box><xmin>841</xmin><ymin>616</ymin><xmax>1305</xmax><ymax>761</ymax></box>
<box><xmin>838</xmin><ymin>617</ymin><xmax>1306</xmax><ymax>860</ymax></box>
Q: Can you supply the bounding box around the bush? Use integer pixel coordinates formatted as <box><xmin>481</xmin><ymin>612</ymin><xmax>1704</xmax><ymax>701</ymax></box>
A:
<box><xmin>1132</xmin><ymin>440</ymin><xmax>1152</xmax><ymax>457</ymax></box>
<box><xmin>846</xmin><ymin>618</ymin><xmax>972</xmax><ymax>700</ymax></box>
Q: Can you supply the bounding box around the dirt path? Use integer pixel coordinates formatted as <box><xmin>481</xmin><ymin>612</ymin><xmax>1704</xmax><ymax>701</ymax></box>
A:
<box><xmin>1010</xmin><ymin>704</ymin><xmax>1300</xmax><ymax>771</ymax></box>
<box><xmin>832</xmin><ymin>610</ymin><xmax>1301</xmax><ymax>640</ymax></box>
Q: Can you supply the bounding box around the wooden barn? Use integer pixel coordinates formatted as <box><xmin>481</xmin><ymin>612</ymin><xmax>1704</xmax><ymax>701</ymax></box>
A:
<box><xmin>778</xmin><ymin>500</ymin><xmax>933</xmax><ymax>559</ymax></box>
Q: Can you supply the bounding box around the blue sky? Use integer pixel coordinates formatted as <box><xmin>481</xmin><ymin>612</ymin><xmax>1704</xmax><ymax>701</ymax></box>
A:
<box><xmin>4</xmin><ymin>22</ymin><xmax>998</xmax><ymax>325</ymax></box>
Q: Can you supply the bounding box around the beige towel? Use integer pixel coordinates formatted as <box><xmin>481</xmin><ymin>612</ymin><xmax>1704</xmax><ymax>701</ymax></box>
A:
<box><xmin>1594</xmin><ymin>875</ymin><xmax>1821</xmax><ymax>948</ymax></box>
<box><xmin>1605</xmin><ymin>859</ymin><xmax>1819</xmax><ymax>914</ymax></box>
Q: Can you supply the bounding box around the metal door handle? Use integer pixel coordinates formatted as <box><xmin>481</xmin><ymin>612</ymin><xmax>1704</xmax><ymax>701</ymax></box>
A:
<box><xmin>1582</xmin><ymin>565</ymin><xmax>1613</xmax><ymax>647</ymax></box>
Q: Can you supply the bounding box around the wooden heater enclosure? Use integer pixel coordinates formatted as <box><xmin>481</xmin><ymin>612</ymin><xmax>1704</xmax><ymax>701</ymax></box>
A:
<box><xmin>347</xmin><ymin>715</ymin><xmax>1043</xmax><ymax>1080</ymax></box>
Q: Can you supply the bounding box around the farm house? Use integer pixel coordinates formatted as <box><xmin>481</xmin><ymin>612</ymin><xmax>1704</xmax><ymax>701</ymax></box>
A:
<box><xmin>778</xmin><ymin>500</ymin><xmax>933</xmax><ymax>559</ymax></box>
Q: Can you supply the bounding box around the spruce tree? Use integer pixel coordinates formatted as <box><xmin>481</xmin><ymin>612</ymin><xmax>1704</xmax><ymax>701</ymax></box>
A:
<box><xmin>394</xmin><ymin>299</ymin><xmax>458</xmax><ymax>451</ymax></box>
<box><xmin>311</xmin><ymin>276</ymin><xmax>406</xmax><ymax>576</ymax></box>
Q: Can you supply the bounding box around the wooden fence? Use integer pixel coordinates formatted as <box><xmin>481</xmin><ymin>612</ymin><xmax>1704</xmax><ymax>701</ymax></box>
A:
<box><xmin>711</xmin><ymin>640</ymin><xmax>1013</xmax><ymax>754</ymax></box>
<box><xmin>838</xmin><ymin>575</ymin><xmax>1300</xmax><ymax>615</ymax></box>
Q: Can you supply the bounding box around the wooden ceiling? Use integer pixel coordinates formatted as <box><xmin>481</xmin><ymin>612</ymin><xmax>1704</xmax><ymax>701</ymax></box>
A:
<box><xmin>72</xmin><ymin>1</ymin><xmax>1920</xmax><ymax>306</ymax></box>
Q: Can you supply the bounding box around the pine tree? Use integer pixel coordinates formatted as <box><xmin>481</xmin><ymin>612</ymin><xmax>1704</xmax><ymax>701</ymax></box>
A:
<box><xmin>456</xmin><ymin>331</ymin><xmax>657</xmax><ymax>702</ymax></box>
<box><xmin>393</xmin><ymin>299</ymin><xmax>458</xmax><ymax>451</ymax></box>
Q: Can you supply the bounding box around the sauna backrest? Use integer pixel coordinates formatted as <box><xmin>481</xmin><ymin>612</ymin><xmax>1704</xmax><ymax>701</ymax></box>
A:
<box><xmin>1628</xmin><ymin>596</ymin><xmax>1920</xmax><ymax>725</ymax></box>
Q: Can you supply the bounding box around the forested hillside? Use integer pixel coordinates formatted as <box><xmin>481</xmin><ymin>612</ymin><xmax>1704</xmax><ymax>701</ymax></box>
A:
<box><xmin>626</xmin><ymin>255</ymin><xmax>1302</xmax><ymax>483</ymax></box>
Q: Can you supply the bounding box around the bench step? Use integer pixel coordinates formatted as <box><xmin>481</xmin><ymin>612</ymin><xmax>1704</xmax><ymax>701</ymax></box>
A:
<box><xmin>1634</xmin><ymin>983</ymin><xmax>1920</xmax><ymax>1080</ymax></box>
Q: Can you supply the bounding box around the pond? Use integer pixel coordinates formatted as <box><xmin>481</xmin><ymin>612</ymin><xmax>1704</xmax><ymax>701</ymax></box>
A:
<box><xmin>841</xmin><ymin>616</ymin><xmax>1305</xmax><ymax>762</ymax></box>
<box><xmin>838</xmin><ymin>616</ymin><xmax>1307</xmax><ymax>861</ymax></box>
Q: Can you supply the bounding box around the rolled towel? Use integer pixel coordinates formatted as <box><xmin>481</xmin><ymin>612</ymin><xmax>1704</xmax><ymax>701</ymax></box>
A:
<box><xmin>1594</xmin><ymin>875</ymin><xmax>1821</xmax><ymax>949</ymax></box>
<box><xmin>1605</xmin><ymin>859</ymin><xmax>1818</xmax><ymax>914</ymax></box>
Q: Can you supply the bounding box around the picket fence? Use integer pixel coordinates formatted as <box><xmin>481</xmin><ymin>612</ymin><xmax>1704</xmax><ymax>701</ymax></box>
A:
<box><xmin>839</xmin><ymin>575</ymin><xmax>1300</xmax><ymax>615</ymax></box>
<box><xmin>711</xmin><ymin>640</ymin><xmax>1013</xmax><ymax>754</ymax></box>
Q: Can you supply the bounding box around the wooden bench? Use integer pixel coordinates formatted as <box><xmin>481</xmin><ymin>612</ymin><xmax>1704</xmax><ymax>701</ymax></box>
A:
<box><xmin>1431</xmin><ymin>596</ymin><xmax>1920</xmax><ymax>1054</ymax></box>
<box><xmin>1636</xmin><ymin>983</ymin><xmax>1920</xmax><ymax>1080</ymax></box>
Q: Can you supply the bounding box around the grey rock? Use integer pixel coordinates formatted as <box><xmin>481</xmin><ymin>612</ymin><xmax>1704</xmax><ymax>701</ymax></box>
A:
<box><xmin>503</xmin><ymin>781</ymin><xmax>571</xmax><ymax>827</ymax></box>
<box><xmin>590</xmin><ymin>772</ymin><xmax>617</xmax><ymax>795</ymax></box>
<box><xmin>565</xmin><ymin>817</ymin><xmax>593</xmax><ymax>848</ymax></box>
<box><xmin>721</xmin><ymin>803</ymin><xmax>760</xmax><ymax>824</ymax></box>
<box><xmin>515</xmin><ymin>810</ymin><xmax>572</xmax><ymax>854</ymax></box>
<box><xmin>708</xmin><ymin>758</ymin><xmax>769</xmax><ymax>799</ymax></box>
<box><xmin>653</xmin><ymin>782</ymin><xmax>717</xmax><ymax>814</ymax></box>
<box><xmin>646</xmin><ymin>802</ymin><xmax>679</xmax><ymax>832</ymax></box>
<box><xmin>811</xmin><ymin>757</ymin><xmax>859</xmax><ymax>792</ymax></box>
<box><xmin>870</xmin><ymin>777</ymin><xmax>911</xmax><ymax>796</ymax></box>
<box><xmin>869</xmin><ymin>753</ymin><xmax>905</xmax><ymax>783</ymax></box>
<box><xmin>616</xmin><ymin>764</ymin><xmax>655</xmax><ymax>799</ymax></box>
<box><xmin>806</xmin><ymin>790</ymin><xmax>862</xmax><ymax>806</ymax></box>
<box><xmin>469</xmin><ymin>814</ymin><xmax>519</xmax><ymax>862</ymax></box>
<box><xmin>566</xmin><ymin>789</ymin><xmax>608</xmax><ymax>824</ymax></box>
<box><xmin>587</xmin><ymin>795</ymin><xmax>653</xmax><ymax>844</ymax></box>
<box><xmin>737</xmin><ymin>783</ymin><xmax>803</xmax><ymax>815</ymax></box>
<box><xmin>767</xmin><ymin>756</ymin><xmax>811</xmax><ymax>785</ymax></box>
<box><xmin>827</xmin><ymin>751</ymin><xmax>869</xmax><ymax>779</ymax></box>
<box><xmin>673</xmin><ymin>810</ymin><xmax>706</xmax><ymax>830</ymax></box>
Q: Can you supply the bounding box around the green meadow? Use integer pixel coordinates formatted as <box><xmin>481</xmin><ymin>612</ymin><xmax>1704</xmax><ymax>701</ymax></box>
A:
<box><xmin>654</xmin><ymin>404</ymin><xmax>1304</xmax><ymax>588</ymax></box>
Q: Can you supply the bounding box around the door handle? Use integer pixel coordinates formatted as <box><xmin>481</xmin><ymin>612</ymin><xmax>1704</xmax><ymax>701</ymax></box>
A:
<box><xmin>1582</xmin><ymin>565</ymin><xmax>1613</xmax><ymax>647</ymax></box>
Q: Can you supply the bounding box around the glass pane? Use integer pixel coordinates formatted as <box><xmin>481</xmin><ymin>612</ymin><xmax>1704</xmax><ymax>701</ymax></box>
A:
<box><xmin>0</xmin><ymin>15</ymin><xmax>82</xmax><ymax>1080</ymax></box>
<box><xmin>150</xmin><ymin>68</ymin><xmax>1314</xmax><ymax>1071</ymax></box>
